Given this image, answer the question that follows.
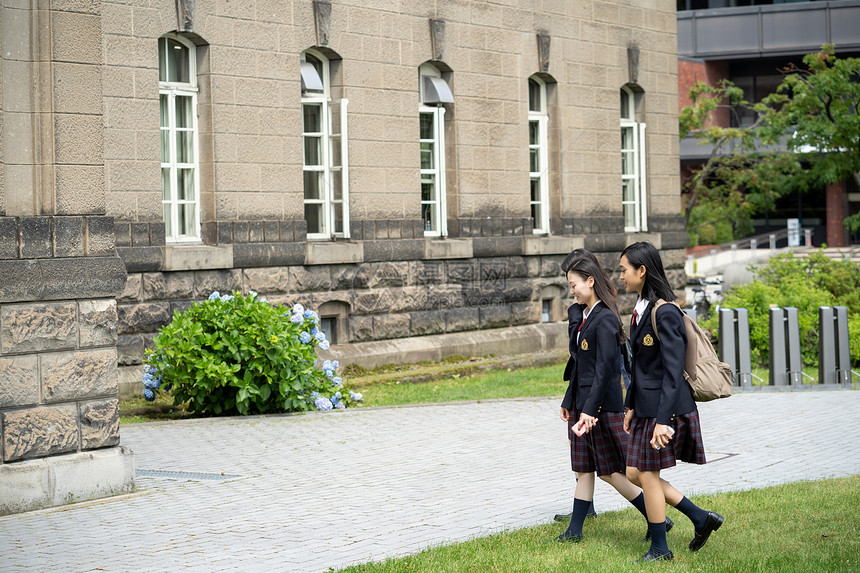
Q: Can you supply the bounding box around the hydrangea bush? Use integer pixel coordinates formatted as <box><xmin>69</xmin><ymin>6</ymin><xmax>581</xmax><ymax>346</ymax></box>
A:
<box><xmin>142</xmin><ymin>291</ymin><xmax>361</xmax><ymax>415</ymax></box>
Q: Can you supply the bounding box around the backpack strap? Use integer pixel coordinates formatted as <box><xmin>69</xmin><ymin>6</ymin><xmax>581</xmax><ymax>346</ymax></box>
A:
<box><xmin>650</xmin><ymin>298</ymin><xmax>683</xmax><ymax>341</ymax></box>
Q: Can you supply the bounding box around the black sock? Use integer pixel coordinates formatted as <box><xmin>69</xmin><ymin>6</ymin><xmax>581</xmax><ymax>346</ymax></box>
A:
<box><xmin>587</xmin><ymin>500</ymin><xmax>597</xmax><ymax>517</ymax></box>
<box><xmin>674</xmin><ymin>496</ymin><xmax>708</xmax><ymax>530</ymax></box>
<box><xmin>647</xmin><ymin>520</ymin><xmax>670</xmax><ymax>555</ymax></box>
<box><xmin>563</xmin><ymin>498</ymin><xmax>592</xmax><ymax>537</ymax></box>
<box><xmin>628</xmin><ymin>492</ymin><xmax>649</xmax><ymax>519</ymax></box>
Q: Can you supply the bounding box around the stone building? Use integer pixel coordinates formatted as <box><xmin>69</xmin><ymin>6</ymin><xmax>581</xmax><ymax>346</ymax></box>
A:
<box><xmin>1</xmin><ymin>0</ymin><xmax>683</xmax><ymax>513</ymax></box>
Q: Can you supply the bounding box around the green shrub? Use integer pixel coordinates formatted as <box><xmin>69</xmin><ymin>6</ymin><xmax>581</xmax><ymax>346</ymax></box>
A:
<box><xmin>697</xmin><ymin>223</ymin><xmax>716</xmax><ymax>245</ymax></box>
<box><xmin>142</xmin><ymin>291</ymin><xmax>360</xmax><ymax>416</ymax></box>
<box><xmin>714</xmin><ymin>219</ymin><xmax>733</xmax><ymax>244</ymax></box>
<box><xmin>705</xmin><ymin>249</ymin><xmax>860</xmax><ymax>368</ymax></box>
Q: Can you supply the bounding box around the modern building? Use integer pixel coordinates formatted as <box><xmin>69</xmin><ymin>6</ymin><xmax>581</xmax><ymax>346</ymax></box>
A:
<box><xmin>1</xmin><ymin>0</ymin><xmax>683</xmax><ymax>513</ymax></box>
<box><xmin>677</xmin><ymin>0</ymin><xmax>860</xmax><ymax>247</ymax></box>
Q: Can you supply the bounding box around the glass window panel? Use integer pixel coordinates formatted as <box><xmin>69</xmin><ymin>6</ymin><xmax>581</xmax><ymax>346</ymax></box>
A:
<box><xmin>421</xmin><ymin>180</ymin><xmax>435</xmax><ymax>202</ymax></box>
<box><xmin>531</xmin><ymin>202</ymin><xmax>541</xmax><ymax>227</ymax></box>
<box><xmin>304</xmin><ymin>203</ymin><xmax>323</xmax><ymax>234</ymax></box>
<box><xmin>530</xmin><ymin>178</ymin><xmax>540</xmax><ymax>202</ymax></box>
<box><xmin>163</xmin><ymin>202</ymin><xmax>172</xmax><ymax>237</ymax></box>
<box><xmin>530</xmin><ymin>149</ymin><xmax>539</xmax><ymax>174</ymax></box>
<box><xmin>624</xmin><ymin>203</ymin><xmax>636</xmax><ymax>229</ymax></box>
<box><xmin>623</xmin><ymin>180</ymin><xmax>635</xmax><ymax>202</ymax></box>
<box><xmin>160</xmin><ymin>94</ymin><xmax>169</xmax><ymax>128</ymax></box>
<box><xmin>329</xmin><ymin>104</ymin><xmax>341</xmax><ymax>137</ymax></box>
<box><xmin>304</xmin><ymin>136</ymin><xmax>323</xmax><ymax>166</ymax></box>
<box><xmin>179</xmin><ymin>203</ymin><xmax>195</xmax><ymax>236</ymax></box>
<box><xmin>176</xmin><ymin>131</ymin><xmax>193</xmax><ymax>164</ymax></box>
<box><xmin>529</xmin><ymin>121</ymin><xmax>539</xmax><ymax>146</ymax></box>
<box><xmin>303</xmin><ymin>104</ymin><xmax>322</xmax><ymax>133</ymax></box>
<box><xmin>621</xmin><ymin>127</ymin><xmax>633</xmax><ymax>151</ymax></box>
<box><xmin>177</xmin><ymin>168</ymin><xmax>194</xmax><ymax>201</ymax></box>
<box><xmin>329</xmin><ymin>136</ymin><xmax>341</xmax><ymax>167</ymax></box>
<box><xmin>332</xmin><ymin>171</ymin><xmax>342</xmax><ymax>200</ymax></box>
<box><xmin>419</xmin><ymin>113</ymin><xmax>434</xmax><ymax>140</ymax></box>
<box><xmin>529</xmin><ymin>79</ymin><xmax>540</xmax><ymax>113</ymax></box>
<box><xmin>175</xmin><ymin>96</ymin><xmax>193</xmax><ymax>129</ymax></box>
<box><xmin>622</xmin><ymin>151</ymin><xmax>631</xmax><ymax>175</ymax></box>
<box><xmin>420</xmin><ymin>142</ymin><xmax>434</xmax><ymax>170</ymax></box>
<box><xmin>333</xmin><ymin>202</ymin><xmax>343</xmax><ymax>234</ymax></box>
<box><xmin>305</xmin><ymin>54</ymin><xmax>324</xmax><ymax>83</ymax></box>
<box><xmin>162</xmin><ymin>168</ymin><xmax>171</xmax><ymax>201</ymax></box>
<box><xmin>167</xmin><ymin>39</ymin><xmax>189</xmax><ymax>83</ymax></box>
<box><xmin>158</xmin><ymin>38</ymin><xmax>168</xmax><ymax>83</ymax></box>
<box><xmin>422</xmin><ymin>203</ymin><xmax>435</xmax><ymax>232</ymax></box>
<box><xmin>161</xmin><ymin>129</ymin><xmax>170</xmax><ymax>163</ymax></box>
<box><xmin>621</xmin><ymin>89</ymin><xmax>630</xmax><ymax>120</ymax></box>
<box><xmin>304</xmin><ymin>171</ymin><xmax>323</xmax><ymax>200</ymax></box>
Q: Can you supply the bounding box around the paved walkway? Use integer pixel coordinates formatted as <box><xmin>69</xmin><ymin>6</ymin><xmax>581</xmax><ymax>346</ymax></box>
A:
<box><xmin>1</xmin><ymin>390</ymin><xmax>858</xmax><ymax>572</ymax></box>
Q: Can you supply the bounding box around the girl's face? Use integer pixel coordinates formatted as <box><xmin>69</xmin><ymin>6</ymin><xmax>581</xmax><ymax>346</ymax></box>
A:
<box><xmin>567</xmin><ymin>270</ymin><xmax>596</xmax><ymax>306</ymax></box>
<box><xmin>619</xmin><ymin>254</ymin><xmax>646</xmax><ymax>295</ymax></box>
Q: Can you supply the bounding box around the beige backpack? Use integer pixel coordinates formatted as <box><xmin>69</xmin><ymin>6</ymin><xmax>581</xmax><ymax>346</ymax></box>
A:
<box><xmin>650</xmin><ymin>299</ymin><xmax>733</xmax><ymax>402</ymax></box>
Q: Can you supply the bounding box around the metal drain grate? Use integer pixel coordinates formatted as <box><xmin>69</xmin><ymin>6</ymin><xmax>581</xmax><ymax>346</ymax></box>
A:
<box><xmin>136</xmin><ymin>469</ymin><xmax>241</xmax><ymax>481</ymax></box>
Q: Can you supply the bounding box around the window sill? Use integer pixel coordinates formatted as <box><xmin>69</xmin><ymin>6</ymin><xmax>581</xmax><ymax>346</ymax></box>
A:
<box><xmin>163</xmin><ymin>244</ymin><xmax>232</xmax><ymax>271</ymax></box>
<box><xmin>624</xmin><ymin>232</ymin><xmax>660</xmax><ymax>249</ymax></box>
<box><xmin>523</xmin><ymin>235</ymin><xmax>584</xmax><ymax>255</ymax></box>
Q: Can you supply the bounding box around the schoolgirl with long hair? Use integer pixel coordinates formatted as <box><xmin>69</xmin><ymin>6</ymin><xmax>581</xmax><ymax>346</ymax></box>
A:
<box><xmin>556</xmin><ymin>249</ymin><xmax>669</xmax><ymax>543</ymax></box>
<box><xmin>620</xmin><ymin>241</ymin><xmax>724</xmax><ymax>561</ymax></box>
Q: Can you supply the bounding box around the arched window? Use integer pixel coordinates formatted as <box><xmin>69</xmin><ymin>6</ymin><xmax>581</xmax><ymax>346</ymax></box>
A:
<box><xmin>621</xmin><ymin>85</ymin><xmax>647</xmax><ymax>232</ymax></box>
<box><xmin>419</xmin><ymin>63</ymin><xmax>453</xmax><ymax>237</ymax></box>
<box><xmin>528</xmin><ymin>76</ymin><xmax>550</xmax><ymax>234</ymax></box>
<box><xmin>301</xmin><ymin>49</ymin><xmax>349</xmax><ymax>239</ymax></box>
<box><xmin>159</xmin><ymin>34</ymin><xmax>200</xmax><ymax>241</ymax></box>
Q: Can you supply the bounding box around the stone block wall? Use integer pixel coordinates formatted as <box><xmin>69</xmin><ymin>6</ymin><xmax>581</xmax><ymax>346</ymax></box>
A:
<box><xmin>0</xmin><ymin>216</ymin><xmax>126</xmax><ymax>468</ymax></box>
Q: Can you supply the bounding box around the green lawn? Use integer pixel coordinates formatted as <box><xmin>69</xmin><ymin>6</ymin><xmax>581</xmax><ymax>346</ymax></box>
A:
<box><xmin>333</xmin><ymin>476</ymin><xmax>860</xmax><ymax>573</ymax></box>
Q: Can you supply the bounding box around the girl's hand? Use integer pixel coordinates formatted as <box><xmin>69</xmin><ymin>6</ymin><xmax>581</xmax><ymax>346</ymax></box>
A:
<box><xmin>560</xmin><ymin>407</ymin><xmax>571</xmax><ymax>422</ymax></box>
<box><xmin>650</xmin><ymin>423</ymin><xmax>674</xmax><ymax>450</ymax></box>
<box><xmin>578</xmin><ymin>412</ymin><xmax>598</xmax><ymax>433</ymax></box>
<box><xmin>623</xmin><ymin>409</ymin><xmax>634</xmax><ymax>434</ymax></box>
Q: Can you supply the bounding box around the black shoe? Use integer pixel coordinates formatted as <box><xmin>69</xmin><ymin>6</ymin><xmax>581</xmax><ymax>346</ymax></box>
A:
<box><xmin>644</xmin><ymin>516</ymin><xmax>674</xmax><ymax>541</ymax></box>
<box><xmin>553</xmin><ymin>512</ymin><xmax>572</xmax><ymax>522</ymax></box>
<box><xmin>635</xmin><ymin>549</ymin><xmax>674</xmax><ymax>562</ymax></box>
<box><xmin>688</xmin><ymin>512</ymin><xmax>724</xmax><ymax>551</ymax></box>
<box><xmin>556</xmin><ymin>531</ymin><xmax>584</xmax><ymax>543</ymax></box>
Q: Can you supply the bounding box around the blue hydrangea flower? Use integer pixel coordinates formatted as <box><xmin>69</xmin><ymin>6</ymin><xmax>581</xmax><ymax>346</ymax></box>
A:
<box><xmin>334</xmin><ymin>392</ymin><xmax>342</xmax><ymax>400</ymax></box>
<box><xmin>332</xmin><ymin>360</ymin><xmax>339</xmax><ymax>370</ymax></box>
<box><xmin>248</xmin><ymin>290</ymin><xmax>258</xmax><ymax>298</ymax></box>
<box><xmin>208</xmin><ymin>291</ymin><xmax>221</xmax><ymax>301</ymax></box>
<box><xmin>143</xmin><ymin>388</ymin><xmax>155</xmax><ymax>401</ymax></box>
<box><xmin>332</xmin><ymin>376</ymin><xmax>343</xmax><ymax>386</ymax></box>
<box><xmin>349</xmin><ymin>390</ymin><xmax>363</xmax><ymax>401</ymax></box>
<box><xmin>299</xmin><ymin>332</ymin><xmax>312</xmax><ymax>344</ymax></box>
<box><xmin>322</xmin><ymin>360</ymin><xmax>333</xmax><ymax>371</ymax></box>
<box><xmin>310</xmin><ymin>391</ymin><xmax>321</xmax><ymax>400</ymax></box>
<box><xmin>314</xmin><ymin>331</ymin><xmax>326</xmax><ymax>342</ymax></box>
<box><xmin>290</xmin><ymin>313</ymin><xmax>303</xmax><ymax>324</ymax></box>
<box><xmin>331</xmin><ymin>394</ymin><xmax>340</xmax><ymax>406</ymax></box>
<box><xmin>220</xmin><ymin>294</ymin><xmax>234</xmax><ymax>302</ymax></box>
<box><xmin>144</xmin><ymin>364</ymin><xmax>158</xmax><ymax>375</ymax></box>
<box><xmin>314</xmin><ymin>396</ymin><xmax>333</xmax><ymax>411</ymax></box>
<box><xmin>325</xmin><ymin>369</ymin><xmax>334</xmax><ymax>379</ymax></box>
<box><xmin>292</xmin><ymin>304</ymin><xmax>305</xmax><ymax>315</ymax></box>
<box><xmin>319</xmin><ymin>340</ymin><xmax>330</xmax><ymax>351</ymax></box>
<box><xmin>336</xmin><ymin>402</ymin><xmax>346</xmax><ymax>410</ymax></box>
<box><xmin>143</xmin><ymin>374</ymin><xmax>160</xmax><ymax>390</ymax></box>
<box><xmin>310</xmin><ymin>327</ymin><xmax>320</xmax><ymax>336</ymax></box>
<box><xmin>259</xmin><ymin>297</ymin><xmax>268</xmax><ymax>304</ymax></box>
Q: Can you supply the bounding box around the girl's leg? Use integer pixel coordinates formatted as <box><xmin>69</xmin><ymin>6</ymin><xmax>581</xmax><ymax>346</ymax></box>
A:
<box><xmin>660</xmin><ymin>479</ymin><xmax>725</xmax><ymax>551</ymax></box>
<box><xmin>600</xmin><ymin>472</ymin><xmax>674</xmax><ymax>538</ymax></box>
<box><xmin>639</xmin><ymin>470</ymin><xmax>673</xmax><ymax>560</ymax></box>
<box><xmin>558</xmin><ymin>472</ymin><xmax>596</xmax><ymax>542</ymax></box>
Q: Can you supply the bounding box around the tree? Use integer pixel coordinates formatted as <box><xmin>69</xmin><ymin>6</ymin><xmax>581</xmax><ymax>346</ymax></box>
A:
<box><xmin>680</xmin><ymin>45</ymin><xmax>860</xmax><ymax>242</ymax></box>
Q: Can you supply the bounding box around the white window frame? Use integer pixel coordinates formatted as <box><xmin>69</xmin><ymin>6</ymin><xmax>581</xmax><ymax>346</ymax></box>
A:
<box><xmin>621</xmin><ymin>85</ymin><xmax>647</xmax><ymax>233</ymax></box>
<box><xmin>419</xmin><ymin>64</ymin><xmax>448</xmax><ymax>237</ymax></box>
<box><xmin>159</xmin><ymin>34</ymin><xmax>200</xmax><ymax>243</ymax></box>
<box><xmin>302</xmin><ymin>50</ymin><xmax>350</xmax><ymax>240</ymax></box>
<box><xmin>528</xmin><ymin>76</ymin><xmax>550</xmax><ymax>234</ymax></box>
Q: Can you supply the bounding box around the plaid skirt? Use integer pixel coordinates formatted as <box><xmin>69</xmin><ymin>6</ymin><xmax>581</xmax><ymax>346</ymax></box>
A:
<box><xmin>626</xmin><ymin>410</ymin><xmax>707</xmax><ymax>472</ymax></box>
<box><xmin>568</xmin><ymin>410</ymin><xmax>627</xmax><ymax>476</ymax></box>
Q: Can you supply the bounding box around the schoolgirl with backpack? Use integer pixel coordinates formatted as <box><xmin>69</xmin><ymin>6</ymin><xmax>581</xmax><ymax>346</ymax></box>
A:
<box><xmin>619</xmin><ymin>241</ymin><xmax>725</xmax><ymax>562</ymax></box>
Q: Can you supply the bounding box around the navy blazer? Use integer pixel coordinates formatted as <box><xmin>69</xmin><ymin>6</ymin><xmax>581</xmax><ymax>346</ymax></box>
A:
<box><xmin>561</xmin><ymin>302</ymin><xmax>624</xmax><ymax>416</ymax></box>
<box><xmin>624</xmin><ymin>300</ymin><xmax>696</xmax><ymax>425</ymax></box>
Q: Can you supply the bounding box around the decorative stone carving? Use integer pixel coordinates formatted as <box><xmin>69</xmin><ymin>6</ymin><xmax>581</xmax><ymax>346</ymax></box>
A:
<box><xmin>537</xmin><ymin>34</ymin><xmax>551</xmax><ymax>74</ymax></box>
<box><xmin>628</xmin><ymin>45</ymin><xmax>640</xmax><ymax>85</ymax></box>
<box><xmin>0</xmin><ymin>302</ymin><xmax>77</xmax><ymax>354</ymax></box>
<box><xmin>3</xmin><ymin>405</ymin><xmax>79</xmax><ymax>462</ymax></box>
<box><xmin>430</xmin><ymin>19</ymin><xmax>445</xmax><ymax>61</ymax></box>
<box><xmin>41</xmin><ymin>348</ymin><xmax>117</xmax><ymax>403</ymax></box>
<box><xmin>314</xmin><ymin>1</ymin><xmax>332</xmax><ymax>46</ymax></box>
<box><xmin>80</xmin><ymin>399</ymin><xmax>120</xmax><ymax>450</ymax></box>
<box><xmin>176</xmin><ymin>0</ymin><xmax>194</xmax><ymax>32</ymax></box>
<box><xmin>79</xmin><ymin>300</ymin><xmax>118</xmax><ymax>348</ymax></box>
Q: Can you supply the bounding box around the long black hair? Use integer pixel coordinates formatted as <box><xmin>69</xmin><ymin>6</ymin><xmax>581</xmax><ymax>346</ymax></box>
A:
<box><xmin>620</xmin><ymin>241</ymin><xmax>676</xmax><ymax>302</ymax></box>
<box><xmin>561</xmin><ymin>248</ymin><xmax>626</xmax><ymax>343</ymax></box>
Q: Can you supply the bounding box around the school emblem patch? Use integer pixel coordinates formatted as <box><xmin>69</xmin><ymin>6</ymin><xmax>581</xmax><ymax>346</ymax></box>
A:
<box><xmin>581</xmin><ymin>339</ymin><xmax>589</xmax><ymax>351</ymax></box>
<box><xmin>643</xmin><ymin>334</ymin><xmax>654</xmax><ymax>347</ymax></box>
